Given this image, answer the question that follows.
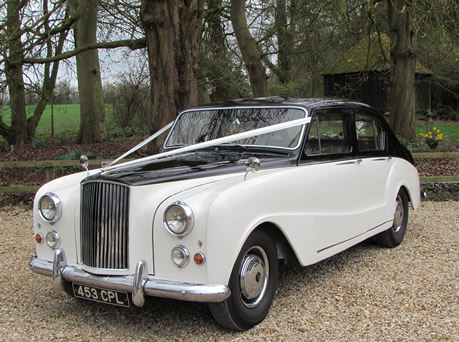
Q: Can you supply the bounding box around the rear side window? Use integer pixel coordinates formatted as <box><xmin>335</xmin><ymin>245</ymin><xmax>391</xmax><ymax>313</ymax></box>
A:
<box><xmin>304</xmin><ymin>113</ymin><xmax>351</xmax><ymax>155</ymax></box>
<box><xmin>355</xmin><ymin>115</ymin><xmax>385</xmax><ymax>151</ymax></box>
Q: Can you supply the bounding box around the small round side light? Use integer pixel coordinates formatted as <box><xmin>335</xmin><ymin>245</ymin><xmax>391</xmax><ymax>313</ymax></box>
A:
<box><xmin>35</xmin><ymin>233</ymin><xmax>44</xmax><ymax>244</ymax></box>
<box><xmin>194</xmin><ymin>252</ymin><xmax>205</xmax><ymax>265</ymax></box>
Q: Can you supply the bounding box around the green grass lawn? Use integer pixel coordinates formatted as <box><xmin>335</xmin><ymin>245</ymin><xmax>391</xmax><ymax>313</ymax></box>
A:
<box><xmin>1</xmin><ymin>104</ymin><xmax>115</xmax><ymax>138</ymax></box>
<box><xmin>34</xmin><ymin>104</ymin><xmax>81</xmax><ymax>137</ymax></box>
<box><xmin>416</xmin><ymin>122</ymin><xmax>459</xmax><ymax>140</ymax></box>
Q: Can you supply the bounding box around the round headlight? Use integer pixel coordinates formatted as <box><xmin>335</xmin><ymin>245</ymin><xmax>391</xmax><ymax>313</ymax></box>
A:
<box><xmin>171</xmin><ymin>245</ymin><xmax>189</xmax><ymax>268</ymax></box>
<box><xmin>39</xmin><ymin>193</ymin><xmax>62</xmax><ymax>224</ymax></box>
<box><xmin>164</xmin><ymin>201</ymin><xmax>194</xmax><ymax>237</ymax></box>
<box><xmin>46</xmin><ymin>231</ymin><xmax>60</xmax><ymax>249</ymax></box>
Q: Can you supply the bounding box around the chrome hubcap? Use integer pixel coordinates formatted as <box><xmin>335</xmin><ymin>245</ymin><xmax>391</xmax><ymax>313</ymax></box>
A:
<box><xmin>393</xmin><ymin>195</ymin><xmax>404</xmax><ymax>232</ymax></box>
<box><xmin>239</xmin><ymin>246</ymin><xmax>269</xmax><ymax>308</ymax></box>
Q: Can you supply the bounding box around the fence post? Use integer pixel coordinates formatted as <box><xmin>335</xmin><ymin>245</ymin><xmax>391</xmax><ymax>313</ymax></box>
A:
<box><xmin>44</xmin><ymin>167</ymin><xmax>55</xmax><ymax>182</ymax></box>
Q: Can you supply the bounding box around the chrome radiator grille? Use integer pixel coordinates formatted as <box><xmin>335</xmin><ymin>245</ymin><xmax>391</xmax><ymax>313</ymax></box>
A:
<box><xmin>81</xmin><ymin>181</ymin><xmax>129</xmax><ymax>269</ymax></box>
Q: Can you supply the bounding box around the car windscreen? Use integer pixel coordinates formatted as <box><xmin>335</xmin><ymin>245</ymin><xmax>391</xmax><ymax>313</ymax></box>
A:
<box><xmin>165</xmin><ymin>107</ymin><xmax>306</xmax><ymax>149</ymax></box>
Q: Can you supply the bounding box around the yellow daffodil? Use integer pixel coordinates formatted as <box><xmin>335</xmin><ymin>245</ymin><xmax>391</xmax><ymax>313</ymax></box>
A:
<box><xmin>422</xmin><ymin>126</ymin><xmax>444</xmax><ymax>149</ymax></box>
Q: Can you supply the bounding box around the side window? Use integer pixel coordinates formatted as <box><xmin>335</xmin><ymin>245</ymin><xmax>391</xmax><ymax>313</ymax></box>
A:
<box><xmin>355</xmin><ymin>115</ymin><xmax>385</xmax><ymax>151</ymax></box>
<box><xmin>304</xmin><ymin>113</ymin><xmax>351</xmax><ymax>156</ymax></box>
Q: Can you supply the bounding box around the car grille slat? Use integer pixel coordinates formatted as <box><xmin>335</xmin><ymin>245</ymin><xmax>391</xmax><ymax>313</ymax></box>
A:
<box><xmin>81</xmin><ymin>181</ymin><xmax>129</xmax><ymax>269</ymax></box>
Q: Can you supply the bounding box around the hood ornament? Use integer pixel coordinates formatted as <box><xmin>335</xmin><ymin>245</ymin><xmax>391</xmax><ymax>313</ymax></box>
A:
<box><xmin>80</xmin><ymin>155</ymin><xmax>89</xmax><ymax>176</ymax></box>
<box><xmin>244</xmin><ymin>157</ymin><xmax>260</xmax><ymax>180</ymax></box>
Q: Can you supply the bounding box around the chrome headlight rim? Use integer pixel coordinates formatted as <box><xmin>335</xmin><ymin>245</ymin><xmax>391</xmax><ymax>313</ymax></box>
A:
<box><xmin>45</xmin><ymin>230</ymin><xmax>60</xmax><ymax>249</ymax></box>
<box><xmin>171</xmin><ymin>245</ymin><xmax>190</xmax><ymax>268</ymax></box>
<box><xmin>38</xmin><ymin>192</ymin><xmax>62</xmax><ymax>224</ymax></box>
<box><xmin>163</xmin><ymin>201</ymin><xmax>194</xmax><ymax>237</ymax></box>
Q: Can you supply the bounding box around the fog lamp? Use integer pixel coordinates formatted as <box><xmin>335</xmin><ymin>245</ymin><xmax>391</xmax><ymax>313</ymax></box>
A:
<box><xmin>46</xmin><ymin>231</ymin><xmax>60</xmax><ymax>249</ymax></box>
<box><xmin>171</xmin><ymin>245</ymin><xmax>189</xmax><ymax>268</ymax></box>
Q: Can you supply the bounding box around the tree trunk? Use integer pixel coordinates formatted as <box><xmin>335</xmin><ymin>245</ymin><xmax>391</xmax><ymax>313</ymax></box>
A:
<box><xmin>275</xmin><ymin>0</ymin><xmax>291</xmax><ymax>84</ymax></box>
<box><xmin>387</xmin><ymin>0</ymin><xmax>417</xmax><ymax>141</ymax></box>
<box><xmin>206</xmin><ymin>0</ymin><xmax>235</xmax><ymax>101</ymax></box>
<box><xmin>4</xmin><ymin>0</ymin><xmax>27</xmax><ymax>145</ymax></box>
<box><xmin>230</xmin><ymin>0</ymin><xmax>268</xmax><ymax>97</ymax></box>
<box><xmin>141</xmin><ymin>0</ymin><xmax>204</xmax><ymax>152</ymax></box>
<box><xmin>72</xmin><ymin>0</ymin><xmax>107</xmax><ymax>144</ymax></box>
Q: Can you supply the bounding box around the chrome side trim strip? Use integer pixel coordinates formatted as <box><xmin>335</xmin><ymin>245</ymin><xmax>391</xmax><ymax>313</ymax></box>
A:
<box><xmin>317</xmin><ymin>219</ymin><xmax>393</xmax><ymax>253</ymax></box>
<box><xmin>29</xmin><ymin>252</ymin><xmax>230</xmax><ymax>304</ymax></box>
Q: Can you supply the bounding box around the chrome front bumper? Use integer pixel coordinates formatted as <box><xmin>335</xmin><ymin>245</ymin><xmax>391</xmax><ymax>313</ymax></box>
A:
<box><xmin>29</xmin><ymin>249</ymin><xmax>230</xmax><ymax>307</ymax></box>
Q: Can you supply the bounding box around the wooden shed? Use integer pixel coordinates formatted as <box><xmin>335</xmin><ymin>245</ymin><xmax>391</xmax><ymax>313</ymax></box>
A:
<box><xmin>323</xmin><ymin>33</ymin><xmax>432</xmax><ymax>114</ymax></box>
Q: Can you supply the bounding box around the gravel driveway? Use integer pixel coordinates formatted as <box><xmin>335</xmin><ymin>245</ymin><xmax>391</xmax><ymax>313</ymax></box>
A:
<box><xmin>0</xmin><ymin>201</ymin><xmax>457</xmax><ymax>341</ymax></box>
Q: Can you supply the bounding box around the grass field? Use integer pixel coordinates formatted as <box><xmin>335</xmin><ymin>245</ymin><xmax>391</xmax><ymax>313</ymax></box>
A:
<box><xmin>416</xmin><ymin>122</ymin><xmax>459</xmax><ymax>140</ymax></box>
<box><xmin>34</xmin><ymin>104</ymin><xmax>81</xmax><ymax>136</ymax></box>
<box><xmin>1</xmin><ymin>104</ymin><xmax>115</xmax><ymax>138</ymax></box>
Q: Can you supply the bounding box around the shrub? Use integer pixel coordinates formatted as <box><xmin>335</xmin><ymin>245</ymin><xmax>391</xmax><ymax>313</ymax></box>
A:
<box><xmin>397</xmin><ymin>136</ymin><xmax>422</xmax><ymax>152</ymax></box>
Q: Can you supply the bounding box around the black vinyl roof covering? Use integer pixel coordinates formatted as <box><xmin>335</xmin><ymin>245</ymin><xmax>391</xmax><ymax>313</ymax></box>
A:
<box><xmin>192</xmin><ymin>96</ymin><xmax>370</xmax><ymax>112</ymax></box>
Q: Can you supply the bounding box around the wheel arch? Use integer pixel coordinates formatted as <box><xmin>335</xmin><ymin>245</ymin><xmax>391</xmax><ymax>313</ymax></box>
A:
<box><xmin>387</xmin><ymin>158</ymin><xmax>421</xmax><ymax>210</ymax></box>
<box><xmin>398</xmin><ymin>184</ymin><xmax>415</xmax><ymax>210</ymax></box>
<box><xmin>253</xmin><ymin>222</ymin><xmax>301</xmax><ymax>267</ymax></box>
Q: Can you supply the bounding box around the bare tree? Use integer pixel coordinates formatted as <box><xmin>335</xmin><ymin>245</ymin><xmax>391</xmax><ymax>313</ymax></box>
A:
<box><xmin>27</xmin><ymin>2</ymin><xmax>70</xmax><ymax>139</ymax></box>
<box><xmin>70</xmin><ymin>0</ymin><xmax>107</xmax><ymax>143</ymax></box>
<box><xmin>109</xmin><ymin>59</ymin><xmax>151</xmax><ymax>130</ymax></box>
<box><xmin>0</xmin><ymin>0</ymin><xmax>75</xmax><ymax>144</ymax></box>
<box><xmin>387</xmin><ymin>0</ymin><xmax>417</xmax><ymax>141</ymax></box>
<box><xmin>230</xmin><ymin>0</ymin><xmax>267</xmax><ymax>97</ymax></box>
<box><xmin>275</xmin><ymin>0</ymin><xmax>292</xmax><ymax>85</ymax></box>
<box><xmin>1</xmin><ymin>0</ymin><xmax>28</xmax><ymax>144</ymax></box>
<box><xmin>140</xmin><ymin>0</ymin><xmax>204</xmax><ymax>152</ymax></box>
<box><xmin>0</xmin><ymin>0</ymin><xmax>146</xmax><ymax>145</ymax></box>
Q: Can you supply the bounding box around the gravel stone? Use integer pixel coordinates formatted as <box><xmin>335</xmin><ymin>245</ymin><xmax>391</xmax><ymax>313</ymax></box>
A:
<box><xmin>0</xmin><ymin>202</ymin><xmax>457</xmax><ymax>341</ymax></box>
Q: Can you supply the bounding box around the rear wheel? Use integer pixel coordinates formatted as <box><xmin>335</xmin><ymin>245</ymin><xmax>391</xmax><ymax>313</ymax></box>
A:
<box><xmin>209</xmin><ymin>230</ymin><xmax>278</xmax><ymax>331</ymax></box>
<box><xmin>375</xmin><ymin>189</ymin><xmax>409</xmax><ymax>248</ymax></box>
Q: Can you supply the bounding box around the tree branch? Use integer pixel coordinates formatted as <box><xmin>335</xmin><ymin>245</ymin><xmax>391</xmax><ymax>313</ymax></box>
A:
<box><xmin>22</xmin><ymin>38</ymin><xmax>147</xmax><ymax>64</ymax></box>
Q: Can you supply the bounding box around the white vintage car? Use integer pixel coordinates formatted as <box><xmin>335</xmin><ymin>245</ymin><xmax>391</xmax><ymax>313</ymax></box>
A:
<box><xmin>30</xmin><ymin>98</ymin><xmax>422</xmax><ymax>331</ymax></box>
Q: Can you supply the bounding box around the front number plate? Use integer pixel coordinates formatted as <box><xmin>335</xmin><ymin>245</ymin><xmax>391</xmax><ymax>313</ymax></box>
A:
<box><xmin>72</xmin><ymin>283</ymin><xmax>130</xmax><ymax>307</ymax></box>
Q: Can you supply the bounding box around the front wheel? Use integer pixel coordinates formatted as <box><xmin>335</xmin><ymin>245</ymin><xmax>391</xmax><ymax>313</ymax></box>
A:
<box><xmin>209</xmin><ymin>230</ymin><xmax>278</xmax><ymax>331</ymax></box>
<box><xmin>375</xmin><ymin>189</ymin><xmax>409</xmax><ymax>248</ymax></box>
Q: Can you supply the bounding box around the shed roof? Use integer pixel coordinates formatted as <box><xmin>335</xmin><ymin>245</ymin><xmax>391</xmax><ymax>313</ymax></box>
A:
<box><xmin>323</xmin><ymin>33</ymin><xmax>431</xmax><ymax>75</ymax></box>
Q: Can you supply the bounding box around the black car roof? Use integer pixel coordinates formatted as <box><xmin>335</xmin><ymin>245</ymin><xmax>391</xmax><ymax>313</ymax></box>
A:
<box><xmin>190</xmin><ymin>97</ymin><xmax>374</xmax><ymax>113</ymax></box>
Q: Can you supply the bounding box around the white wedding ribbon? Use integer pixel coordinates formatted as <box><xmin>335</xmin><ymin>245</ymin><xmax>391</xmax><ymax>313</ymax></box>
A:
<box><xmin>105</xmin><ymin>117</ymin><xmax>311</xmax><ymax>171</ymax></box>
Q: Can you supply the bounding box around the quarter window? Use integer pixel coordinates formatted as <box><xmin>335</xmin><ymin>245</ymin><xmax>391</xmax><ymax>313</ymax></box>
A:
<box><xmin>304</xmin><ymin>113</ymin><xmax>351</xmax><ymax>155</ymax></box>
<box><xmin>355</xmin><ymin>115</ymin><xmax>384</xmax><ymax>151</ymax></box>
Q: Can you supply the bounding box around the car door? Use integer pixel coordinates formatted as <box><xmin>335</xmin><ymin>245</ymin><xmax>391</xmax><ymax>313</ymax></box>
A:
<box><xmin>352</xmin><ymin>111</ymin><xmax>393</xmax><ymax>226</ymax></box>
<box><xmin>298</xmin><ymin>109</ymin><xmax>386</xmax><ymax>258</ymax></box>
